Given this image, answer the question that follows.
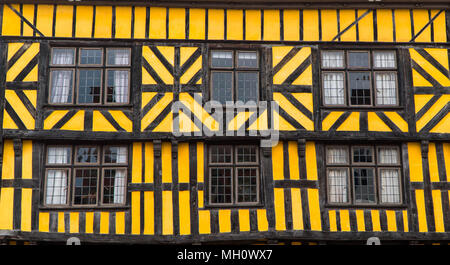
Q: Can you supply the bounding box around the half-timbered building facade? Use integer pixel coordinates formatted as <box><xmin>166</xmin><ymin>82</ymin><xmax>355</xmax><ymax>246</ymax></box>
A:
<box><xmin>0</xmin><ymin>0</ymin><xmax>449</xmax><ymax>245</ymax></box>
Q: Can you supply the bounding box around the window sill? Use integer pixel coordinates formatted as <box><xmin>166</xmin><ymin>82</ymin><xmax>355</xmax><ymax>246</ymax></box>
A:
<box><xmin>324</xmin><ymin>203</ymin><xmax>407</xmax><ymax>209</ymax></box>
<box><xmin>203</xmin><ymin>203</ymin><xmax>265</xmax><ymax>209</ymax></box>
<box><xmin>39</xmin><ymin>205</ymin><xmax>130</xmax><ymax>211</ymax></box>
<box><xmin>321</xmin><ymin>106</ymin><xmax>404</xmax><ymax>111</ymax></box>
<box><xmin>43</xmin><ymin>104</ymin><xmax>133</xmax><ymax>108</ymax></box>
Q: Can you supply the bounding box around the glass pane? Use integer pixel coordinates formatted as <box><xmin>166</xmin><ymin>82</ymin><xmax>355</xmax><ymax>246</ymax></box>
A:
<box><xmin>211</xmin><ymin>72</ymin><xmax>233</xmax><ymax>104</ymax></box>
<box><xmin>46</xmin><ymin>169</ymin><xmax>68</xmax><ymax>205</ymax></box>
<box><xmin>237</xmin><ymin>51</ymin><xmax>258</xmax><ymax>68</ymax></box>
<box><xmin>236</xmin><ymin>146</ymin><xmax>258</xmax><ymax>163</ymax></box>
<box><xmin>80</xmin><ymin>49</ymin><xmax>102</xmax><ymax>65</ymax></box>
<box><xmin>380</xmin><ymin>169</ymin><xmax>401</xmax><ymax>203</ymax></box>
<box><xmin>375</xmin><ymin>72</ymin><xmax>397</xmax><ymax>105</ymax></box>
<box><xmin>103</xmin><ymin>169</ymin><xmax>126</xmax><ymax>204</ymax></box>
<box><xmin>107</xmin><ymin>49</ymin><xmax>130</xmax><ymax>66</ymax></box>
<box><xmin>106</xmin><ymin>70</ymin><xmax>129</xmax><ymax>103</ymax></box>
<box><xmin>50</xmin><ymin>70</ymin><xmax>73</xmax><ymax>103</ymax></box>
<box><xmin>326</xmin><ymin>147</ymin><xmax>348</xmax><ymax>164</ymax></box>
<box><xmin>104</xmin><ymin>146</ymin><xmax>128</xmax><ymax>164</ymax></box>
<box><xmin>323</xmin><ymin>72</ymin><xmax>345</xmax><ymax>105</ymax></box>
<box><xmin>379</xmin><ymin>147</ymin><xmax>399</xmax><ymax>164</ymax></box>
<box><xmin>353</xmin><ymin>168</ymin><xmax>376</xmax><ymax>203</ymax></box>
<box><xmin>236</xmin><ymin>72</ymin><xmax>258</xmax><ymax>103</ymax></box>
<box><xmin>210</xmin><ymin>146</ymin><xmax>232</xmax><ymax>164</ymax></box>
<box><xmin>210</xmin><ymin>167</ymin><xmax>233</xmax><ymax>204</ymax></box>
<box><xmin>74</xmin><ymin>169</ymin><xmax>98</xmax><ymax>205</ymax></box>
<box><xmin>348</xmin><ymin>72</ymin><xmax>371</xmax><ymax>105</ymax></box>
<box><xmin>76</xmin><ymin>147</ymin><xmax>98</xmax><ymax>164</ymax></box>
<box><xmin>211</xmin><ymin>51</ymin><xmax>233</xmax><ymax>68</ymax></box>
<box><xmin>78</xmin><ymin>69</ymin><xmax>101</xmax><ymax>103</ymax></box>
<box><xmin>52</xmin><ymin>48</ymin><xmax>75</xmax><ymax>65</ymax></box>
<box><xmin>47</xmin><ymin>147</ymin><xmax>71</xmax><ymax>164</ymax></box>
<box><xmin>322</xmin><ymin>51</ymin><xmax>344</xmax><ymax>68</ymax></box>
<box><xmin>328</xmin><ymin>169</ymin><xmax>348</xmax><ymax>203</ymax></box>
<box><xmin>353</xmin><ymin>147</ymin><xmax>373</xmax><ymax>163</ymax></box>
<box><xmin>374</xmin><ymin>51</ymin><xmax>396</xmax><ymax>68</ymax></box>
<box><xmin>348</xmin><ymin>51</ymin><xmax>370</xmax><ymax>68</ymax></box>
<box><xmin>237</xmin><ymin>167</ymin><xmax>258</xmax><ymax>203</ymax></box>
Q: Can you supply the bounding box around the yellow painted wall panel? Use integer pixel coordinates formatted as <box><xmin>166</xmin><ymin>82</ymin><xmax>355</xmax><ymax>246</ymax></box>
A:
<box><xmin>162</xmin><ymin>142</ymin><xmax>172</xmax><ymax>183</ymax></box>
<box><xmin>218</xmin><ymin>209</ymin><xmax>231</xmax><ymax>233</ymax></box>
<box><xmin>432</xmin><ymin>10</ymin><xmax>447</xmax><ymax>43</ymax></box>
<box><xmin>403</xmin><ymin>210</ymin><xmax>409</xmax><ymax>232</ymax></box>
<box><xmin>432</xmin><ymin>190</ymin><xmax>445</xmax><ymax>232</ymax></box>
<box><xmin>198</xmin><ymin>210</ymin><xmax>211</xmax><ymax>234</ymax></box>
<box><xmin>272</xmin><ymin>142</ymin><xmax>284</xmax><ymax>180</ymax></box>
<box><xmin>143</xmin><ymin>191</ymin><xmax>154</xmax><ymax>235</ymax></box>
<box><xmin>257</xmin><ymin>209</ymin><xmax>268</xmax><ymax>231</ymax></box>
<box><xmin>321</xmin><ymin>10</ymin><xmax>338</xmax><ymax>41</ymax></box>
<box><xmin>371</xmin><ymin>210</ymin><xmax>381</xmax><ymax>232</ymax></box>
<box><xmin>408</xmin><ymin>142</ymin><xmax>424</xmax><ymax>182</ymax></box>
<box><xmin>291</xmin><ymin>188</ymin><xmax>303</xmax><ymax>230</ymax></box>
<box><xmin>162</xmin><ymin>190</ymin><xmax>174</xmax><ymax>235</ymax></box>
<box><xmin>376</xmin><ymin>9</ymin><xmax>393</xmax><ymax>42</ymax></box>
<box><xmin>94</xmin><ymin>6</ymin><xmax>112</xmax><ymax>38</ymax></box>
<box><xmin>245</xmin><ymin>10</ymin><xmax>261</xmax><ymax>41</ymax></box>
<box><xmin>57</xmin><ymin>212</ymin><xmax>65</xmax><ymax>232</ymax></box>
<box><xmin>21</xmin><ymin>188</ymin><xmax>32</xmax><ymax>232</ymax></box>
<box><xmin>336</xmin><ymin>112</ymin><xmax>359</xmax><ymax>131</ymax></box>
<box><xmin>227</xmin><ymin>9</ymin><xmax>244</xmax><ymax>40</ymax></box>
<box><xmin>134</xmin><ymin>7</ymin><xmax>147</xmax><ymax>39</ymax></box>
<box><xmin>179</xmin><ymin>190</ymin><xmax>191</xmax><ymax>235</ymax></box>
<box><xmin>2</xmin><ymin>4</ymin><xmax>21</xmax><ymax>36</ymax></box>
<box><xmin>132</xmin><ymin>142</ymin><xmax>142</xmax><ymax>184</ymax></box>
<box><xmin>169</xmin><ymin>8</ymin><xmax>186</xmax><ymax>39</ymax></box>
<box><xmin>70</xmin><ymin>212</ymin><xmax>79</xmax><ymax>234</ymax></box>
<box><xmin>100</xmin><ymin>212</ymin><xmax>109</xmax><ymax>234</ymax></box>
<box><xmin>115</xmin><ymin>6</ymin><xmax>132</xmax><ymax>39</ymax></box>
<box><xmin>394</xmin><ymin>9</ymin><xmax>411</xmax><ymax>42</ymax></box>
<box><xmin>339</xmin><ymin>210</ymin><xmax>350</xmax><ymax>232</ymax></box>
<box><xmin>308</xmin><ymin>189</ymin><xmax>322</xmax><ymax>231</ymax></box>
<box><xmin>85</xmin><ymin>212</ymin><xmax>94</xmax><ymax>234</ymax></box>
<box><xmin>274</xmin><ymin>188</ymin><xmax>286</xmax><ymax>231</ymax></box>
<box><xmin>2</xmin><ymin>140</ymin><xmax>15</xmax><ymax>180</ymax></box>
<box><xmin>39</xmin><ymin>212</ymin><xmax>50</xmax><ymax>232</ymax></box>
<box><xmin>55</xmin><ymin>5</ymin><xmax>73</xmax><ymax>37</ymax></box>
<box><xmin>413</xmin><ymin>9</ymin><xmax>431</xmax><ymax>42</ymax></box>
<box><xmin>328</xmin><ymin>210</ymin><xmax>337</xmax><ymax>232</ymax></box>
<box><xmin>149</xmin><ymin>7</ymin><xmax>167</xmax><ymax>39</ymax></box>
<box><xmin>428</xmin><ymin>143</ymin><xmax>440</xmax><ymax>182</ymax></box>
<box><xmin>144</xmin><ymin>142</ymin><xmax>154</xmax><ymax>183</ymax></box>
<box><xmin>189</xmin><ymin>9</ymin><xmax>206</xmax><ymax>39</ymax></box>
<box><xmin>75</xmin><ymin>6</ymin><xmax>94</xmax><ymax>38</ymax></box>
<box><xmin>36</xmin><ymin>5</ymin><xmax>54</xmax><ymax>36</ymax></box>
<box><xmin>355</xmin><ymin>210</ymin><xmax>365</xmax><ymax>232</ymax></box>
<box><xmin>22</xmin><ymin>140</ymin><xmax>33</xmax><ymax>179</ymax></box>
<box><xmin>116</xmin><ymin>212</ymin><xmax>125</xmax><ymax>234</ymax></box>
<box><xmin>386</xmin><ymin>210</ymin><xmax>397</xmax><ymax>232</ymax></box>
<box><xmin>283</xmin><ymin>10</ymin><xmax>300</xmax><ymax>41</ymax></box>
<box><xmin>305</xmin><ymin>142</ymin><xmax>318</xmax><ymax>181</ymax></box>
<box><xmin>22</xmin><ymin>5</ymin><xmax>35</xmax><ymax>37</ymax></box>
<box><xmin>357</xmin><ymin>9</ymin><xmax>373</xmax><ymax>42</ymax></box>
<box><xmin>197</xmin><ymin>142</ymin><xmax>204</xmax><ymax>183</ymax></box>
<box><xmin>178</xmin><ymin>142</ymin><xmax>190</xmax><ymax>183</ymax></box>
<box><xmin>208</xmin><ymin>9</ymin><xmax>224</xmax><ymax>40</ymax></box>
<box><xmin>238</xmin><ymin>209</ymin><xmax>250</xmax><ymax>232</ymax></box>
<box><xmin>131</xmin><ymin>191</ymin><xmax>140</xmax><ymax>234</ymax></box>
<box><xmin>339</xmin><ymin>9</ymin><xmax>356</xmax><ymax>42</ymax></box>
<box><xmin>415</xmin><ymin>189</ymin><xmax>428</xmax><ymax>232</ymax></box>
<box><xmin>288</xmin><ymin>141</ymin><xmax>299</xmax><ymax>180</ymax></box>
<box><xmin>263</xmin><ymin>10</ymin><xmax>280</xmax><ymax>41</ymax></box>
<box><xmin>0</xmin><ymin>188</ymin><xmax>14</xmax><ymax>230</ymax></box>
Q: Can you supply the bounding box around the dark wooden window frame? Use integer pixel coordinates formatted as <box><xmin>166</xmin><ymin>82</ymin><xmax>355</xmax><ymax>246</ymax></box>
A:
<box><xmin>320</xmin><ymin>49</ymin><xmax>399</xmax><ymax>108</ymax></box>
<box><xmin>209</xmin><ymin>49</ymin><xmax>261</xmax><ymax>104</ymax></box>
<box><xmin>48</xmin><ymin>47</ymin><xmax>131</xmax><ymax>106</ymax></box>
<box><xmin>325</xmin><ymin>144</ymin><xmax>403</xmax><ymax>206</ymax></box>
<box><xmin>206</xmin><ymin>144</ymin><xmax>261</xmax><ymax>207</ymax></box>
<box><xmin>43</xmin><ymin>144</ymin><xmax>129</xmax><ymax>208</ymax></box>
